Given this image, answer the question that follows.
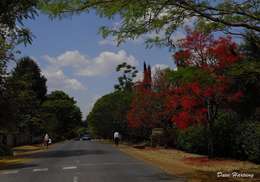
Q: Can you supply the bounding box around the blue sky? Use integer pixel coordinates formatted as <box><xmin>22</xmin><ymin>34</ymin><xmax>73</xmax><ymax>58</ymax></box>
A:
<box><xmin>18</xmin><ymin>11</ymin><xmax>177</xmax><ymax>118</ymax></box>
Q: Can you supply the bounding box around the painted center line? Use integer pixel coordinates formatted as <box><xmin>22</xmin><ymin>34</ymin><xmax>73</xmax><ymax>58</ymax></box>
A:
<box><xmin>63</xmin><ymin>166</ymin><xmax>77</xmax><ymax>170</ymax></box>
<box><xmin>1</xmin><ymin>170</ymin><xmax>19</xmax><ymax>175</ymax></box>
<box><xmin>33</xmin><ymin>168</ymin><xmax>48</xmax><ymax>172</ymax></box>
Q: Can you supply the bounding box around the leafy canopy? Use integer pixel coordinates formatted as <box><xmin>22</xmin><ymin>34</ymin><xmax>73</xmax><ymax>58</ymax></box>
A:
<box><xmin>41</xmin><ymin>0</ymin><xmax>260</xmax><ymax>48</ymax></box>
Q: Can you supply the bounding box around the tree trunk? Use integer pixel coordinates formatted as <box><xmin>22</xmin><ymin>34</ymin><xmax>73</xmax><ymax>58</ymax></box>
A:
<box><xmin>207</xmin><ymin>98</ymin><xmax>215</xmax><ymax>158</ymax></box>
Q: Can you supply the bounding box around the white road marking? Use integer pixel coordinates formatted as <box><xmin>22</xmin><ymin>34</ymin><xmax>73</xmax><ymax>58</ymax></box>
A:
<box><xmin>73</xmin><ymin>176</ymin><xmax>78</xmax><ymax>182</ymax></box>
<box><xmin>63</xmin><ymin>166</ymin><xmax>77</xmax><ymax>170</ymax></box>
<box><xmin>33</xmin><ymin>168</ymin><xmax>48</xmax><ymax>172</ymax></box>
<box><xmin>1</xmin><ymin>170</ymin><xmax>19</xmax><ymax>175</ymax></box>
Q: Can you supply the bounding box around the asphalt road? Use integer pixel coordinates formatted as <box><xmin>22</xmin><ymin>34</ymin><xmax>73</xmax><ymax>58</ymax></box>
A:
<box><xmin>0</xmin><ymin>140</ymin><xmax>185</xmax><ymax>182</ymax></box>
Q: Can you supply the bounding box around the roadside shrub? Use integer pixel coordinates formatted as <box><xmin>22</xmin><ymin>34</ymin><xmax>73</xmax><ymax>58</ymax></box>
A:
<box><xmin>212</xmin><ymin>112</ymin><xmax>238</xmax><ymax>157</ymax></box>
<box><xmin>0</xmin><ymin>144</ymin><xmax>13</xmax><ymax>156</ymax></box>
<box><xmin>235</xmin><ymin>121</ymin><xmax>260</xmax><ymax>163</ymax></box>
<box><xmin>176</xmin><ymin>125</ymin><xmax>208</xmax><ymax>155</ymax></box>
<box><xmin>212</xmin><ymin>112</ymin><xmax>260</xmax><ymax>163</ymax></box>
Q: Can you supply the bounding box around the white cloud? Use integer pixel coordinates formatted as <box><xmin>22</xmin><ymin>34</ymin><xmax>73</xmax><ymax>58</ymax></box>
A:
<box><xmin>43</xmin><ymin>68</ymin><xmax>86</xmax><ymax>91</ymax></box>
<box><xmin>151</xmin><ymin>64</ymin><xmax>170</xmax><ymax>74</ymax></box>
<box><xmin>134</xmin><ymin>71</ymin><xmax>144</xmax><ymax>82</ymax></box>
<box><xmin>77</xmin><ymin>50</ymin><xmax>138</xmax><ymax>76</ymax></box>
<box><xmin>44</xmin><ymin>50</ymin><xmax>138</xmax><ymax>77</ymax></box>
<box><xmin>98</xmin><ymin>38</ymin><xmax>117</xmax><ymax>46</ymax></box>
<box><xmin>44</xmin><ymin>50</ymin><xmax>89</xmax><ymax>68</ymax></box>
<box><xmin>42</xmin><ymin>49</ymin><xmax>138</xmax><ymax>92</ymax></box>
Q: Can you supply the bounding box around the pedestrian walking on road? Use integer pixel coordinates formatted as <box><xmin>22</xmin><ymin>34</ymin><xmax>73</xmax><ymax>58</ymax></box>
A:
<box><xmin>43</xmin><ymin>133</ymin><xmax>49</xmax><ymax>149</ymax></box>
<box><xmin>113</xmin><ymin>131</ymin><xmax>120</xmax><ymax>146</ymax></box>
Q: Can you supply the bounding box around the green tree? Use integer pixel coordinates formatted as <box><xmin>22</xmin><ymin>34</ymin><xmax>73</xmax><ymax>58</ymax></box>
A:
<box><xmin>114</xmin><ymin>62</ymin><xmax>138</xmax><ymax>91</ymax></box>
<box><xmin>6</xmin><ymin>57</ymin><xmax>47</xmax><ymax>138</ymax></box>
<box><xmin>0</xmin><ymin>0</ymin><xmax>40</xmax><ymax>134</ymax></box>
<box><xmin>42</xmin><ymin>0</ymin><xmax>260</xmax><ymax>48</ymax></box>
<box><xmin>226</xmin><ymin>32</ymin><xmax>260</xmax><ymax>119</ymax></box>
<box><xmin>41</xmin><ymin>91</ymin><xmax>82</xmax><ymax>140</ymax></box>
<box><xmin>87</xmin><ymin>91</ymin><xmax>132</xmax><ymax>139</ymax></box>
<box><xmin>0</xmin><ymin>0</ymin><xmax>39</xmax><ymax>62</ymax></box>
<box><xmin>11</xmin><ymin>57</ymin><xmax>47</xmax><ymax>101</ymax></box>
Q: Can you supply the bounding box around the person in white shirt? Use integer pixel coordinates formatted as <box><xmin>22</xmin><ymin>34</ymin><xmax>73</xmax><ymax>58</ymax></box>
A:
<box><xmin>43</xmin><ymin>133</ymin><xmax>49</xmax><ymax>149</ymax></box>
<box><xmin>113</xmin><ymin>131</ymin><xmax>120</xmax><ymax>146</ymax></box>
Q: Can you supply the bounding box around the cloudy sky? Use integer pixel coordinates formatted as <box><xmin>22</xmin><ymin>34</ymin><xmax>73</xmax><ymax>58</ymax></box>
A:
<box><xmin>18</xmin><ymin>11</ymin><xmax>178</xmax><ymax>118</ymax></box>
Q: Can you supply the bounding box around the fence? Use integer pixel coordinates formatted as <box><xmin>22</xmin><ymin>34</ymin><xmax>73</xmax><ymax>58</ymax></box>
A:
<box><xmin>0</xmin><ymin>133</ymin><xmax>32</xmax><ymax>147</ymax></box>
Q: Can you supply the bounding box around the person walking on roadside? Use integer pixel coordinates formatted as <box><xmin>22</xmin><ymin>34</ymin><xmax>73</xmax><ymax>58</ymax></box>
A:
<box><xmin>43</xmin><ymin>133</ymin><xmax>49</xmax><ymax>149</ymax></box>
<box><xmin>113</xmin><ymin>131</ymin><xmax>120</xmax><ymax>146</ymax></box>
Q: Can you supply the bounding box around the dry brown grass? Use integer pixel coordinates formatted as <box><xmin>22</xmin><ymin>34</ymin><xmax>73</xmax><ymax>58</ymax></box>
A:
<box><xmin>119</xmin><ymin>145</ymin><xmax>260</xmax><ymax>182</ymax></box>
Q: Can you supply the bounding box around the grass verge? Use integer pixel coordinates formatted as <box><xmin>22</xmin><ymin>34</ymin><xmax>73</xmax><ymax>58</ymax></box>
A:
<box><xmin>119</xmin><ymin>145</ymin><xmax>260</xmax><ymax>182</ymax></box>
<box><xmin>0</xmin><ymin>144</ymin><xmax>47</xmax><ymax>170</ymax></box>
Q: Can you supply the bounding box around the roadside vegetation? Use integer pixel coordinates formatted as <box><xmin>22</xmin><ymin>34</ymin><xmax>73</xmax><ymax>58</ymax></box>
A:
<box><xmin>0</xmin><ymin>2</ymin><xmax>85</xmax><ymax>154</ymax></box>
<box><xmin>0</xmin><ymin>0</ymin><xmax>259</xmax><ymax>178</ymax></box>
<box><xmin>0</xmin><ymin>56</ymin><xmax>84</xmax><ymax>156</ymax></box>
<box><xmin>53</xmin><ymin>0</ymin><xmax>260</xmax><ymax>165</ymax></box>
<box><xmin>88</xmin><ymin>32</ymin><xmax>260</xmax><ymax>165</ymax></box>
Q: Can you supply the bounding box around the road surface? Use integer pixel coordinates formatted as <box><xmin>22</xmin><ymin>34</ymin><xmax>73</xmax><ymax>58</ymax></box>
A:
<box><xmin>0</xmin><ymin>140</ymin><xmax>185</xmax><ymax>182</ymax></box>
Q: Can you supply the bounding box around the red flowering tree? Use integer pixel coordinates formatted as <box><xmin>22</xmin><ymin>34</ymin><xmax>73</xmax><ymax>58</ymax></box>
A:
<box><xmin>127</xmin><ymin>68</ymin><xmax>170</xmax><ymax>140</ymax></box>
<box><xmin>174</xmin><ymin>31</ymin><xmax>240</xmax><ymax>70</ymax></box>
<box><xmin>169</xmin><ymin>32</ymin><xmax>243</xmax><ymax>157</ymax></box>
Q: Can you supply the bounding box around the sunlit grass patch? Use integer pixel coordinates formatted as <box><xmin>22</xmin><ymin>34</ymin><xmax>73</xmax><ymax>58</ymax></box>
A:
<box><xmin>0</xmin><ymin>144</ymin><xmax>45</xmax><ymax>170</ymax></box>
<box><xmin>13</xmin><ymin>144</ymin><xmax>44</xmax><ymax>156</ymax></box>
<box><xmin>0</xmin><ymin>158</ymin><xmax>31</xmax><ymax>170</ymax></box>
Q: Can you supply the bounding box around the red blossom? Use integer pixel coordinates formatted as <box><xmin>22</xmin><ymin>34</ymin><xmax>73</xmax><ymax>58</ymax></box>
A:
<box><xmin>189</xmin><ymin>82</ymin><xmax>201</xmax><ymax>95</ymax></box>
<box><xmin>172</xmin><ymin>111</ymin><xmax>191</xmax><ymax>129</ymax></box>
<box><xmin>174</xmin><ymin>32</ymin><xmax>241</xmax><ymax>70</ymax></box>
<box><xmin>181</xmin><ymin>96</ymin><xmax>197</xmax><ymax>110</ymax></box>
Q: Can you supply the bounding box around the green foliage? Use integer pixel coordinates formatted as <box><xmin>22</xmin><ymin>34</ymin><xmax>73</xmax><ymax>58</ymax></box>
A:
<box><xmin>42</xmin><ymin>0</ymin><xmax>260</xmax><ymax>48</ymax></box>
<box><xmin>227</xmin><ymin>33</ymin><xmax>260</xmax><ymax>118</ymax></box>
<box><xmin>234</xmin><ymin>121</ymin><xmax>260</xmax><ymax>163</ymax></box>
<box><xmin>0</xmin><ymin>0</ymin><xmax>38</xmax><ymax>61</ymax></box>
<box><xmin>240</xmin><ymin>32</ymin><xmax>260</xmax><ymax>60</ymax></box>
<box><xmin>87</xmin><ymin>91</ymin><xmax>132</xmax><ymax>139</ymax></box>
<box><xmin>114</xmin><ymin>62</ymin><xmax>138</xmax><ymax>91</ymax></box>
<box><xmin>0</xmin><ymin>144</ymin><xmax>13</xmax><ymax>156</ymax></box>
<box><xmin>5</xmin><ymin>57</ymin><xmax>47</xmax><ymax>137</ymax></box>
<box><xmin>75</xmin><ymin>127</ymin><xmax>88</xmax><ymax>137</ymax></box>
<box><xmin>41</xmin><ymin>91</ymin><xmax>82</xmax><ymax>140</ymax></box>
<box><xmin>11</xmin><ymin>57</ymin><xmax>47</xmax><ymax>101</ymax></box>
<box><xmin>166</xmin><ymin>67</ymin><xmax>214</xmax><ymax>86</ymax></box>
<box><xmin>212</xmin><ymin>112</ymin><xmax>238</xmax><ymax>157</ymax></box>
<box><xmin>175</xmin><ymin>112</ymin><xmax>260</xmax><ymax>163</ymax></box>
<box><xmin>176</xmin><ymin>125</ymin><xmax>208</xmax><ymax>155</ymax></box>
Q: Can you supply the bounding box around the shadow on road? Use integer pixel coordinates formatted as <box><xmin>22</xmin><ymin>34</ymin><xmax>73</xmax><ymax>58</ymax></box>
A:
<box><xmin>28</xmin><ymin>149</ymin><xmax>109</xmax><ymax>158</ymax></box>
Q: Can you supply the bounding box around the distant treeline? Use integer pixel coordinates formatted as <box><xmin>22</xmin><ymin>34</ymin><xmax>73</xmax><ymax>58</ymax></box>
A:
<box><xmin>0</xmin><ymin>57</ymin><xmax>84</xmax><ymax>149</ymax></box>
